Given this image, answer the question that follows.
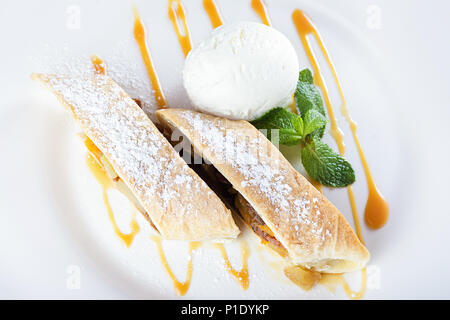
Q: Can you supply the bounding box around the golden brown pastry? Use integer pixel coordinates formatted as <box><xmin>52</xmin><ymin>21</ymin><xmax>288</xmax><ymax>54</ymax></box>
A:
<box><xmin>31</xmin><ymin>73</ymin><xmax>240</xmax><ymax>241</ymax></box>
<box><xmin>156</xmin><ymin>108</ymin><xmax>369</xmax><ymax>273</ymax></box>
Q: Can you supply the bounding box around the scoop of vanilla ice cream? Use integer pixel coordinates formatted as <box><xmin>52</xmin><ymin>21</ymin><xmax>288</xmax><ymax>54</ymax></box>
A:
<box><xmin>183</xmin><ymin>21</ymin><xmax>299</xmax><ymax>120</ymax></box>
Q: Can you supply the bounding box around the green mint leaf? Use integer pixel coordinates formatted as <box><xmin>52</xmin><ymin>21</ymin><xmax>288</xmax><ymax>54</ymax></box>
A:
<box><xmin>295</xmin><ymin>69</ymin><xmax>326</xmax><ymax>124</ymax></box>
<box><xmin>251</xmin><ymin>107</ymin><xmax>303</xmax><ymax>146</ymax></box>
<box><xmin>303</xmin><ymin>109</ymin><xmax>327</xmax><ymax>137</ymax></box>
<box><xmin>278</xmin><ymin>129</ymin><xmax>303</xmax><ymax>145</ymax></box>
<box><xmin>301</xmin><ymin>138</ymin><xmax>355</xmax><ymax>187</ymax></box>
<box><xmin>298</xmin><ymin>68</ymin><xmax>314</xmax><ymax>84</ymax></box>
<box><xmin>291</xmin><ymin>114</ymin><xmax>304</xmax><ymax>137</ymax></box>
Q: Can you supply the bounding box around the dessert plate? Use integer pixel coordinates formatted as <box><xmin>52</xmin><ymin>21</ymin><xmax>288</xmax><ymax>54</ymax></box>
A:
<box><xmin>1</xmin><ymin>0</ymin><xmax>449</xmax><ymax>299</ymax></box>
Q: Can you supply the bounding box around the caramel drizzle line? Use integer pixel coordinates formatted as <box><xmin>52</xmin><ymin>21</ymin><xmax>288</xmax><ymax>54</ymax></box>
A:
<box><xmin>202</xmin><ymin>0</ymin><xmax>224</xmax><ymax>29</ymax></box>
<box><xmin>292</xmin><ymin>10</ymin><xmax>345</xmax><ymax>155</ymax></box>
<box><xmin>344</xmin><ymin>268</ymin><xmax>367</xmax><ymax>300</ymax></box>
<box><xmin>85</xmin><ymin>153</ymin><xmax>140</xmax><ymax>248</ymax></box>
<box><xmin>133</xmin><ymin>6</ymin><xmax>167</xmax><ymax>109</ymax></box>
<box><xmin>214</xmin><ymin>242</ymin><xmax>250</xmax><ymax>290</ymax></box>
<box><xmin>295</xmin><ymin>11</ymin><xmax>388</xmax><ymax>230</ymax></box>
<box><xmin>319</xmin><ymin>268</ymin><xmax>367</xmax><ymax>300</ymax></box>
<box><xmin>291</xmin><ymin>9</ymin><xmax>373</xmax><ymax>299</ymax></box>
<box><xmin>101</xmin><ymin>187</ymin><xmax>140</xmax><ymax>248</ymax></box>
<box><xmin>292</xmin><ymin>9</ymin><xmax>388</xmax><ymax>231</ymax></box>
<box><xmin>151</xmin><ymin>236</ymin><xmax>202</xmax><ymax>296</ymax></box>
<box><xmin>91</xmin><ymin>55</ymin><xmax>106</xmax><ymax>75</ymax></box>
<box><xmin>168</xmin><ymin>0</ymin><xmax>193</xmax><ymax>57</ymax></box>
<box><xmin>251</xmin><ymin>0</ymin><xmax>271</xmax><ymax>26</ymax></box>
<box><xmin>291</xmin><ymin>9</ymin><xmax>364</xmax><ymax>241</ymax></box>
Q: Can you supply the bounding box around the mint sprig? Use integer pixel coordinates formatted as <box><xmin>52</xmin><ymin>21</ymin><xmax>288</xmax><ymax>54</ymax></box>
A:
<box><xmin>303</xmin><ymin>109</ymin><xmax>327</xmax><ymax>137</ymax></box>
<box><xmin>301</xmin><ymin>138</ymin><xmax>355</xmax><ymax>187</ymax></box>
<box><xmin>251</xmin><ymin>68</ymin><xmax>355</xmax><ymax>187</ymax></box>
<box><xmin>295</xmin><ymin>70</ymin><xmax>326</xmax><ymax>116</ymax></box>
<box><xmin>251</xmin><ymin>107</ymin><xmax>303</xmax><ymax>145</ymax></box>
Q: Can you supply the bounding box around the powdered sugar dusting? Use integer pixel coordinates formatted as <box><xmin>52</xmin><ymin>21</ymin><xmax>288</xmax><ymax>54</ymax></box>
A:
<box><xmin>178</xmin><ymin>111</ymin><xmax>325</xmax><ymax>241</ymax></box>
<box><xmin>186</xmin><ymin>112</ymin><xmax>291</xmax><ymax>210</ymax></box>
<box><xmin>29</xmin><ymin>42</ymin><xmax>157</xmax><ymax>119</ymax></box>
<box><xmin>41</xmin><ymin>74</ymin><xmax>207</xmax><ymax>221</ymax></box>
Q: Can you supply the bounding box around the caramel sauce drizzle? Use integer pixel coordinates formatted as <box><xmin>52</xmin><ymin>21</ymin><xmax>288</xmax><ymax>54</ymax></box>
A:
<box><xmin>214</xmin><ymin>242</ymin><xmax>250</xmax><ymax>290</ymax></box>
<box><xmin>319</xmin><ymin>268</ymin><xmax>367</xmax><ymax>300</ymax></box>
<box><xmin>292</xmin><ymin>9</ymin><xmax>388</xmax><ymax>232</ymax></box>
<box><xmin>168</xmin><ymin>0</ymin><xmax>193</xmax><ymax>57</ymax></box>
<box><xmin>292</xmin><ymin>10</ymin><xmax>345</xmax><ymax>155</ymax></box>
<box><xmin>202</xmin><ymin>0</ymin><xmax>224</xmax><ymax>28</ymax></box>
<box><xmin>85</xmin><ymin>152</ymin><xmax>140</xmax><ymax>248</ymax></box>
<box><xmin>290</xmin><ymin>8</ymin><xmax>391</xmax><ymax>299</ymax></box>
<box><xmin>151</xmin><ymin>236</ymin><xmax>201</xmax><ymax>296</ymax></box>
<box><xmin>284</xmin><ymin>265</ymin><xmax>366</xmax><ymax>299</ymax></box>
<box><xmin>309</xmin><ymin>177</ymin><xmax>323</xmax><ymax>193</ymax></box>
<box><xmin>91</xmin><ymin>55</ymin><xmax>106</xmax><ymax>75</ymax></box>
<box><xmin>133</xmin><ymin>6</ymin><xmax>167</xmax><ymax>109</ymax></box>
<box><xmin>251</xmin><ymin>0</ymin><xmax>271</xmax><ymax>26</ymax></box>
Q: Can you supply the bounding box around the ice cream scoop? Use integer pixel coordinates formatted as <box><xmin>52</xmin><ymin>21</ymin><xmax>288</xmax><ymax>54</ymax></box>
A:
<box><xmin>183</xmin><ymin>21</ymin><xmax>299</xmax><ymax>120</ymax></box>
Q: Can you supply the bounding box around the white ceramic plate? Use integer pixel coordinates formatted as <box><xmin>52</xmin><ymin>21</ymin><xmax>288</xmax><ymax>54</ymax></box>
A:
<box><xmin>1</xmin><ymin>0</ymin><xmax>449</xmax><ymax>299</ymax></box>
